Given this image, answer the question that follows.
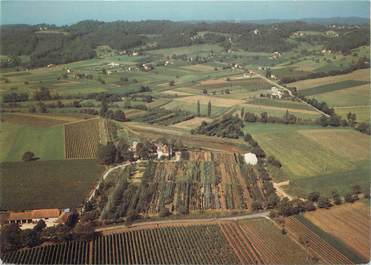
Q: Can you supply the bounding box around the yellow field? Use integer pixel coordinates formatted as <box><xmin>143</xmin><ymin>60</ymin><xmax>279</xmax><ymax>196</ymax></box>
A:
<box><xmin>304</xmin><ymin>201</ymin><xmax>370</xmax><ymax>261</ymax></box>
<box><xmin>314</xmin><ymin>83</ymin><xmax>370</xmax><ymax>106</ymax></box>
<box><xmin>171</xmin><ymin>117</ymin><xmax>213</xmax><ymax>129</ymax></box>
<box><xmin>161</xmin><ymin>89</ymin><xmax>194</xmax><ymax>96</ymax></box>
<box><xmin>335</xmin><ymin>105</ymin><xmax>370</xmax><ymax>123</ymax></box>
<box><xmin>173</xmin><ymin>95</ymin><xmax>245</xmax><ymax>107</ymax></box>
<box><xmin>298</xmin><ymin>129</ymin><xmax>370</xmax><ymax>161</ymax></box>
<box><xmin>289</xmin><ymin>68</ymin><xmax>370</xmax><ymax>90</ymax></box>
<box><xmin>181</xmin><ymin>64</ymin><xmax>216</xmax><ymax>72</ymax></box>
<box><xmin>241</xmin><ymin>103</ymin><xmax>320</xmax><ymax>115</ymax></box>
<box><xmin>1</xmin><ymin>113</ymin><xmax>88</xmax><ymax>127</ymax></box>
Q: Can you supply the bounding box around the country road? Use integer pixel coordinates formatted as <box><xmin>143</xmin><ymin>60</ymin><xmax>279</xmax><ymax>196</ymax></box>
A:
<box><xmin>86</xmin><ymin>162</ymin><xmax>131</xmax><ymax>203</ymax></box>
<box><xmin>251</xmin><ymin>70</ymin><xmax>330</xmax><ymax>117</ymax></box>
<box><xmin>96</xmin><ymin>211</ymin><xmax>270</xmax><ymax>234</ymax></box>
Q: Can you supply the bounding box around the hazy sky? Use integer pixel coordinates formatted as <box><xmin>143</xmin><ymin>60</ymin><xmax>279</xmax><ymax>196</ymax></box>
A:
<box><xmin>1</xmin><ymin>1</ymin><xmax>369</xmax><ymax>25</ymax></box>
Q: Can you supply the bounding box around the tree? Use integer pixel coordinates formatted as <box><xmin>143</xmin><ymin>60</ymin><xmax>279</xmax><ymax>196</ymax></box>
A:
<box><xmin>303</xmin><ymin>201</ymin><xmax>316</xmax><ymax>211</ymax></box>
<box><xmin>319</xmin><ymin>115</ymin><xmax>328</xmax><ymax>127</ymax></box>
<box><xmin>251</xmin><ymin>200</ymin><xmax>263</xmax><ymax>211</ymax></box>
<box><xmin>99</xmin><ymin>100</ymin><xmax>108</xmax><ymax>117</ymax></box>
<box><xmin>22</xmin><ymin>151</ymin><xmax>36</xmax><ymax>161</ymax></box>
<box><xmin>73</xmin><ymin>223</ymin><xmax>97</xmax><ymax>241</ymax></box>
<box><xmin>207</xmin><ymin>101</ymin><xmax>211</xmax><ymax>117</ymax></box>
<box><xmin>124</xmin><ymin>97</ymin><xmax>131</xmax><ymax>108</ymax></box>
<box><xmin>159</xmin><ymin>207</ymin><xmax>170</xmax><ymax>217</ymax></box>
<box><xmin>347</xmin><ymin>112</ymin><xmax>357</xmax><ymax>127</ymax></box>
<box><xmin>317</xmin><ymin>196</ymin><xmax>332</xmax><ymax>209</ymax></box>
<box><xmin>344</xmin><ymin>192</ymin><xmax>358</xmax><ymax>203</ymax></box>
<box><xmin>240</xmin><ymin>107</ymin><xmax>245</xmax><ymax>119</ymax></box>
<box><xmin>0</xmin><ymin>224</ymin><xmax>23</xmax><ymax>252</ymax></box>
<box><xmin>244</xmin><ymin>112</ymin><xmax>257</xmax><ymax>122</ymax></box>
<box><xmin>36</xmin><ymin>101</ymin><xmax>47</xmax><ymax>113</ymax></box>
<box><xmin>33</xmin><ymin>219</ymin><xmax>46</xmax><ymax>233</ymax></box>
<box><xmin>97</xmin><ymin>143</ymin><xmax>117</xmax><ymax>164</ymax></box>
<box><xmin>331</xmin><ymin>190</ymin><xmax>342</xmax><ymax>205</ymax></box>
<box><xmin>28</xmin><ymin>105</ymin><xmax>36</xmax><ymax>113</ymax></box>
<box><xmin>65</xmin><ymin>210</ymin><xmax>79</xmax><ymax>228</ymax></box>
<box><xmin>265</xmin><ymin>68</ymin><xmax>272</xmax><ymax>78</ymax></box>
<box><xmin>113</xmin><ymin>110</ymin><xmax>126</xmax><ymax>121</ymax></box>
<box><xmin>352</xmin><ymin>185</ymin><xmax>361</xmax><ymax>194</ymax></box>
<box><xmin>24</xmin><ymin>229</ymin><xmax>41</xmax><ymax>247</ymax></box>
<box><xmin>197</xmin><ymin>100</ymin><xmax>201</xmax><ymax>117</ymax></box>
<box><xmin>307</xmin><ymin>192</ymin><xmax>320</xmax><ymax>202</ymax></box>
<box><xmin>260</xmin><ymin>112</ymin><xmax>268</xmax><ymax>123</ymax></box>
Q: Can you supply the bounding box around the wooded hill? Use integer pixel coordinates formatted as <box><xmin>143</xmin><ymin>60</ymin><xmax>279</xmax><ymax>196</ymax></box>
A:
<box><xmin>1</xmin><ymin>20</ymin><xmax>369</xmax><ymax>67</ymax></box>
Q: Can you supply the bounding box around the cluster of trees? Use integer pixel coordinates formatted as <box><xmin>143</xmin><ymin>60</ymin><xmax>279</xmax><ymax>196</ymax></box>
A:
<box><xmin>270</xmin><ymin>185</ymin><xmax>369</xmax><ymax>218</ymax></box>
<box><xmin>281</xmin><ymin>57</ymin><xmax>370</xmax><ymax>83</ymax></box>
<box><xmin>298</xmin><ymin>95</ymin><xmax>334</xmax><ymax>115</ymax></box>
<box><xmin>243</xmin><ymin>133</ymin><xmax>266</xmax><ymax>158</ymax></box>
<box><xmin>317</xmin><ymin>111</ymin><xmax>370</xmax><ymax>135</ymax></box>
<box><xmin>1</xmin><ymin>211</ymin><xmax>97</xmax><ymax>254</ymax></box>
<box><xmin>191</xmin><ymin>115</ymin><xmax>244</xmax><ymax>139</ymax></box>
<box><xmin>243</xmin><ymin>110</ymin><xmax>309</xmax><ymax>125</ymax></box>
<box><xmin>99</xmin><ymin>100</ymin><xmax>126</xmax><ymax>121</ymax></box>
<box><xmin>325</xmin><ymin>28</ymin><xmax>370</xmax><ymax>54</ymax></box>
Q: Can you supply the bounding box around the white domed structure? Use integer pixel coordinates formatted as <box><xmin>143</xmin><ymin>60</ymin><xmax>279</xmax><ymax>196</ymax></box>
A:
<box><xmin>244</xmin><ymin>153</ymin><xmax>258</xmax><ymax>165</ymax></box>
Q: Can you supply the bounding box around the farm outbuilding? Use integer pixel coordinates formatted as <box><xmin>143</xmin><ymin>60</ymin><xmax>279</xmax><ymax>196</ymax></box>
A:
<box><xmin>244</xmin><ymin>153</ymin><xmax>258</xmax><ymax>165</ymax></box>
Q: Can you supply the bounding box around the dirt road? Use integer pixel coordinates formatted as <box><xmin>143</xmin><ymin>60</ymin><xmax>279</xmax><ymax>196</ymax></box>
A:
<box><xmin>96</xmin><ymin>211</ymin><xmax>270</xmax><ymax>235</ymax></box>
<box><xmin>273</xmin><ymin>180</ymin><xmax>293</xmax><ymax>200</ymax></box>
<box><xmin>251</xmin><ymin>70</ymin><xmax>330</xmax><ymax>117</ymax></box>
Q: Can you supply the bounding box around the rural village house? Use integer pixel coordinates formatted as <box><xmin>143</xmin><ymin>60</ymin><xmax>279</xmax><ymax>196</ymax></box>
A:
<box><xmin>1</xmin><ymin>209</ymin><xmax>68</xmax><ymax>230</ymax></box>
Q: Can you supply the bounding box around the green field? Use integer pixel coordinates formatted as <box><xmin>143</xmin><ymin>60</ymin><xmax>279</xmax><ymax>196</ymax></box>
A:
<box><xmin>0</xmin><ymin>160</ymin><xmax>104</xmax><ymax>210</ymax></box>
<box><xmin>247</xmin><ymin>98</ymin><xmax>315</xmax><ymax>111</ymax></box>
<box><xmin>244</xmin><ymin>123</ymin><xmax>370</xmax><ymax>197</ymax></box>
<box><xmin>335</xmin><ymin>106</ymin><xmax>370</xmax><ymax>123</ymax></box>
<box><xmin>239</xmin><ymin>103</ymin><xmax>321</xmax><ymax>120</ymax></box>
<box><xmin>0</xmin><ymin>122</ymin><xmax>64</xmax><ymax>161</ymax></box>
<box><xmin>301</xmin><ymin>80</ymin><xmax>369</xmax><ymax>96</ymax></box>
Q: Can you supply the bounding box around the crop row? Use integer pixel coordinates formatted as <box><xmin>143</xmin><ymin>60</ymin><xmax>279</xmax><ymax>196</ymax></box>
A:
<box><xmin>285</xmin><ymin>216</ymin><xmax>354</xmax><ymax>264</ymax></box>
<box><xmin>64</xmin><ymin>118</ymin><xmax>101</xmax><ymax>159</ymax></box>
<box><xmin>1</xmin><ymin>240</ymin><xmax>89</xmax><ymax>264</ymax></box>
<box><xmin>92</xmin><ymin>225</ymin><xmax>239</xmax><ymax>264</ymax></box>
<box><xmin>134</xmin><ymin>108</ymin><xmax>194</xmax><ymax>126</ymax></box>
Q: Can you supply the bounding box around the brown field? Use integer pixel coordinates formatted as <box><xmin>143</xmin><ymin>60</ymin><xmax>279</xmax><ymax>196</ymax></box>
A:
<box><xmin>200</xmin><ymin>78</ymin><xmax>228</xmax><ymax>85</ymax></box>
<box><xmin>304</xmin><ymin>201</ymin><xmax>370</xmax><ymax>261</ymax></box>
<box><xmin>288</xmin><ymin>68</ymin><xmax>370</xmax><ymax>90</ymax></box>
<box><xmin>160</xmin><ymin>90</ymin><xmax>194</xmax><ymax>96</ymax></box>
<box><xmin>285</xmin><ymin>216</ymin><xmax>354</xmax><ymax>264</ymax></box>
<box><xmin>173</xmin><ymin>95</ymin><xmax>245</xmax><ymax>107</ymax></box>
<box><xmin>0</xmin><ymin>112</ymin><xmax>88</xmax><ymax>127</ymax></box>
<box><xmin>181</xmin><ymin>64</ymin><xmax>216</xmax><ymax>72</ymax></box>
<box><xmin>241</xmin><ymin>103</ymin><xmax>320</xmax><ymax>115</ymax></box>
<box><xmin>298</xmin><ymin>129</ymin><xmax>370</xmax><ymax>161</ymax></box>
<box><xmin>125</xmin><ymin>122</ymin><xmax>249</xmax><ymax>153</ymax></box>
<box><xmin>171</xmin><ymin>117</ymin><xmax>213</xmax><ymax>129</ymax></box>
<box><xmin>64</xmin><ymin>118</ymin><xmax>105</xmax><ymax>159</ymax></box>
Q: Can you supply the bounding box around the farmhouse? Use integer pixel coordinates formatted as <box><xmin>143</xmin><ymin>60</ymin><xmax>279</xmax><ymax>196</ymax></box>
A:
<box><xmin>271</xmin><ymin>51</ymin><xmax>281</xmax><ymax>60</ymax></box>
<box><xmin>155</xmin><ymin>143</ymin><xmax>172</xmax><ymax>159</ymax></box>
<box><xmin>108</xmin><ymin>62</ymin><xmax>120</xmax><ymax>67</ymax></box>
<box><xmin>3</xmin><ymin>209</ymin><xmax>63</xmax><ymax>229</ymax></box>
<box><xmin>271</xmin><ymin>86</ymin><xmax>283</xmax><ymax>99</ymax></box>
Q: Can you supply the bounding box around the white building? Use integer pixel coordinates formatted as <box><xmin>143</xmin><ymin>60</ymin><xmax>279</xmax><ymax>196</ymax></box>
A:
<box><xmin>244</xmin><ymin>153</ymin><xmax>258</xmax><ymax>165</ymax></box>
<box><xmin>271</xmin><ymin>86</ymin><xmax>283</xmax><ymax>99</ymax></box>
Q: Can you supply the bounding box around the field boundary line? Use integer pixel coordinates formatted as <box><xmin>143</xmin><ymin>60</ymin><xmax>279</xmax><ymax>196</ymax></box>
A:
<box><xmin>251</xmin><ymin>70</ymin><xmax>330</xmax><ymax>117</ymax></box>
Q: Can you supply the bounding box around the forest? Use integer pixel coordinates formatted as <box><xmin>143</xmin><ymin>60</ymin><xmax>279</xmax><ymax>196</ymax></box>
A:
<box><xmin>1</xmin><ymin>20</ymin><xmax>369</xmax><ymax>67</ymax></box>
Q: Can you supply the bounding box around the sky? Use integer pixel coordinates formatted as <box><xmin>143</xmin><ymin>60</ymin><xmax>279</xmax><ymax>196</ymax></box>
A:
<box><xmin>1</xmin><ymin>1</ymin><xmax>369</xmax><ymax>25</ymax></box>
